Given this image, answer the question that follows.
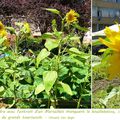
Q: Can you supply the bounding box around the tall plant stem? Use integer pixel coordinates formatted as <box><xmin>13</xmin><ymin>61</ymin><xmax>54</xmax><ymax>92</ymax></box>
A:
<box><xmin>77</xmin><ymin>97</ymin><xmax>82</xmax><ymax>108</ymax></box>
<box><xmin>53</xmin><ymin>40</ymin><xmax>62</xmax><ymax>108</ymax></box>
<box><xmin>77</xmin><ymin>83</ymin><xmax>83</xmax><ymax>108</ymax></box>
<box><xmin>15</xmin><ymin>36</ymin><xmax>18</xmax><ymax>54</ymax></box>
<box><xmin>48</xmin><ymin>96</ymin><xmax>51</xmax><ymax>108</ymax></box>
<box><xmin>13</xmin><ymin>73</ymin><xmax>17</xmax><ymax>105</ymax></box>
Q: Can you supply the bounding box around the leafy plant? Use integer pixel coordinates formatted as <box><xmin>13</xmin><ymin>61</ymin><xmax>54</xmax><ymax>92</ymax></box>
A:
<box><xmin>0</xmin><ymin>8</ymin><xmax>91</xmax><ymax>108</ymax></box>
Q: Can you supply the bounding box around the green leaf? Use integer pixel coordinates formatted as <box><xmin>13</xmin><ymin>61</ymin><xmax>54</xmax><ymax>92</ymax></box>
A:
<box><xmin>35</xmin><ymin>82</ymin><xmax>45</xmax><ymax>95</ymax></box>
<box><xmin>52</xmin><ymin>19</ymin><xmax>57</xmax><ymax>32</ymax></box>
<box><xmin>72</xmin><ymin>24</ymin><xmax>88</xmax><ymax>32</ymax></box>
<box><xmin>17</xmin><ymin>56</ymin><xmax>30</xmax><ymax>64</ymax></box>
<box><xmin>70</xmin><ymin>36</ymin><xmax>80</xmax><ymax>41</ymax></box>
<box><xmin>69</xmin><ymin>47</ymin><xmax>82</xmax><ymax>55</ymax></box>
<box><xmin>43</xmin><ymin>71</ymin><xmax>57</xmax><ymax>95</ymax></box>
<box><xmin>0</xmin><ymin>59</ymin><xmax>8</xmax><ymax>68</ymax></box>
<box><xmin>45</xmin><ymin>8</ymin><xmax>60</xmax><ymax>15</ymax></box>
<box><xmin>41</xmin><ymin>32</ymin><xmax>53</xmax><ymax>39</ymax></box>
<box><xmin>0</xmin><ymin>86</ymin><xmax>4</xmax><ymax>95</ymax></box>
<box><xmin>36</xmin><ymin>48</ymin><xmax>50</xmax><ymax>68</ymax></box>
<box><xmin>5</xmin><ymin>69</ymin><xmax>14</xmax><ymax>74</ymax></box>
<box><xmin>100</xmin><ymin>88</ymin><xmax>119</xmax><ymax>106</ymax></box>
<box><xmin>0</xmin><ymin>37</ymin><xmax>6</xmax><ymax>45</ymax></box>
<box><xmin>6</xmin><ymin>27</ymin><xmax>15</xmax><ymax>34</ymax></box>
<box><xmin>92</xmin><ymin>40</ymin><xmax>102</xmax><ymax>46</ymax></box>
<box><xmin>59</xmin><ymin>65</ymin><xmax>69</xmax><ymax>77</ymax></box>
<box><xmin>25</xmin><ymin>71</ymin><xmax>33</xmax><ymax>84</ymax></box>
<box><xmin>58</xmin><ymin>81</ymin><xmax>73</xmax><ymax>96</ymax></box>
<box><xmin>45</xmin><ymin>39</ymin><xmax>59</xmax><ymax>51</ymax></box>
<box><xmin>68</xmin><ymin>48</ymin><xmax>90</xmax><ymax>59</ymax></box>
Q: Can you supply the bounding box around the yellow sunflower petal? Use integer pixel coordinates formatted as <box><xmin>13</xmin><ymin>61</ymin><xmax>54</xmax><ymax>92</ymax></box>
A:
<box><xmin>0</xmin><ymin>30</ymin><xmax>7</xmax><ymax>37</ymax></box>
<box><xmin>99</xmin><ymin>38</ymin><xmax>119</xmax><ymax>52</ymax></box>
<box><xmin>0</xmin><ymin>21</ymin><xmax>5</xmax><ymax>30</ymax></box>
<box><xmin>0</xmin><ymin>21</ymin><xmax>7</xmax><ymax>37</ymax></box>
<box><xmin>107</xmin><ymin>53</ymin><xmax>120</xmax><ymax>80</ymax></box>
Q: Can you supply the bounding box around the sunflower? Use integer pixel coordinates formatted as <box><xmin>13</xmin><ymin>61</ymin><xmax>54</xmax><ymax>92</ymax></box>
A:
<box><xmin>99</xmin><ymin>26</ymin><xmax>120</xmax><ymax>80</ymax></box>
<box><xmin>0</xmin><ymin>21</ymin><xmax>7</xmax><ymax>37</ymax></box>
<box><xmin>65</xmin><ymin>10</ymin><xmax>79</xmax><ymax>24</ymax></box>
<box><xmin>24</xmin><ymin>22</ymin><xmax>31</xmax><ymax>34</ymax></box>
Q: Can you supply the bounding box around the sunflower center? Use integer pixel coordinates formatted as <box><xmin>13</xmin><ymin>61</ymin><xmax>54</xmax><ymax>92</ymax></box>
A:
<box><xmin>0</xmin><ymin>25</ymin><xmax>4</xmax><ymax>31</ymax></box>
<box><xmin>68</xmin><ymin>14</ymin><xmax>74</xmax><ymax>21</ymax></box>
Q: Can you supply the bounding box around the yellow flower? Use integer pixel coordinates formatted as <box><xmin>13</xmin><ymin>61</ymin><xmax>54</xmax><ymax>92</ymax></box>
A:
<box><xmin>99</xmin><ymin>27</ymin><xmax>120</xmax><ymax>52</ymax></box>
<box><xmin>0</xmin><ymin>30</ymin><xmax>7</xmax><ymax>37</ymax></box>
<box><xmin>99</xmin><ymin>25</ymin><xmax>120</xmax><ymax>80</ymax></box>
<box><xmin>0</xmin><ymin>21</ymin><xmax>5</xmax><ymax>30</ymax></box>
<box><xmin>65</xmin><ymin>10</ymin><xmax>79</xmax><ymax>24</ymax></box>
<box><xmin>107</xmin><ymin>53</ymin><xmax>120</xmax><ymax>80</ymax></box>
<box><xmin>0</xmin><ymin>21</ymin><xmax>7</xmax><ymax>37</ymax></box>
<box><xmin>24</xmin><ymin>22</ymin><xmax>31</xmax><ymax>34</ymax></box>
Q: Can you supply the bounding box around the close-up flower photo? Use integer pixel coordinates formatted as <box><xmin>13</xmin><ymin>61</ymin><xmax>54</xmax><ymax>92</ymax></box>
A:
<box><xmin>92</xmin><ymin>0</ymin><xmax>120</xmax><ymax>109</ymax></box>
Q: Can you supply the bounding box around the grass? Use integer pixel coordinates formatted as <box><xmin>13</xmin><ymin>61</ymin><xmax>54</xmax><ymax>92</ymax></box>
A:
<box><xmin>92</xmin><ymin>86</ymin><xmax>120</xmax><ymax>108</ymax></box>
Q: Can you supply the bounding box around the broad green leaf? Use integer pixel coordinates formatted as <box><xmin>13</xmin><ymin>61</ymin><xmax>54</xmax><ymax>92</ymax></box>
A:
<box><xmin>41</xmin><ymin>32</ymin><xmax>53</xmax><ymax>39</ymax></box>
<box><xmin>70</xmin><ymin>36</ymin><xmax>80</xmax><ymax>41</ymax></box>
<box><xmin>0</xmin><ymin>37</ymin><xmax>6</xmax><ymax>45</ymax></box>
<box><xmin>81</xmin><ymin>94</ymin><xmax>91</xmax><ymax>102</ymax></box>
<box><xmin>0</xmin><ymin>60</ymin><xmax>8</xmax><ymax>68</ymax></box>
<box><xmin>59</xmin><ymin>65</ymin><xmax>69</xmax><ymax>77</ymax></box>
<box><xmin>72</xmin><ymin>24</ymin><xmax>88</xmax><ymax>32</ymax></box>
<box><xmin>35</xmin><ymin>67</ymin><xmax>45</xmax><ymax>76</ymax></box>
<box><xmin>52</xmin><ymin>19</ymin><xmax>57</xmax><ymax>32</ymax></box>
<box><xmin>100</xmin><ymin>88</ymin><xmax>118</xmax><ymax>106</ymax></box>
<box><xmin>0</xmin><ymin>86</ymin><xmax>4</xmax><ymax>95</ymax></box>
<box><xmin>17</xmin><ymin>85</ymin><xmax>34</xmax><ymax>98</ymax></box>
<box><xmin>36</xmin><ymin>48</ymin><xmax>50</xmax><ymax>68</ymax></box>
<box><xmin>45</xmin><ymin>39</ymin><xmax>59</xmax><ymax>51</ymax></box>
<box><xmin>35</xmin><ymin>82</ymin><xmax>45</xmax><ymax>95</ymax></box>
<box><xmin>6</xmin><ymin>27</ymin><xmax>15</xmax><ymax>34</ymax></box>
<box><xmin>92</xmin><ymin>40</ymin><xmax>102</xmax><ymax>46</ymax></box>
<box><xmin>58</xmin><ymin>81</ymin><xmax>73</xmax><ymax>96</ymax></box>
<box><xmin>45</xmin><ymin>8</ymin><xmax>60</xmax><ymax>15</ymax></box>
<box><xmin>69</xmin><ymin>47</ymin><xmax>82</xmax><ymax>55</ymax></box>
<box><xmin>3</xmin><ymin>88</ymin><xmax>14</xmax><ymax>98</ymax></box>
<box><xmin>69</xmin><ymin>48</ymin><xmax>90</xmax><ymax>59</ymax></box>
<box><xmin>5</xmin><ymin>69</ymin><xmax>14</xmax><ymax>74</ymax></box>
<box><xmin>43</xmin><ymin>71</ymin><xmax>57</xmax><ymax>95</ymax></box>
<box><xmin>25</xmin><ymin>71</ymin><xmax>33</xmax><ymax>84</ymax></box>
<box><xmin>17</xmin><ymin>56</ymin><xmax>30</xmax><ymax>64</ymax></box>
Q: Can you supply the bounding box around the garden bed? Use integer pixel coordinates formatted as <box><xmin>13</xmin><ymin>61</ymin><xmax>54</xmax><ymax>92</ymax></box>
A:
<box><xmin>0</xmin><ymin>1</ymin><xmax>91</xmax><ymax>108</ymax></box>
<box><xmin>0</xmin><ymin>98</ymin><xmax>91</xmax><ymax>108</ymax></box>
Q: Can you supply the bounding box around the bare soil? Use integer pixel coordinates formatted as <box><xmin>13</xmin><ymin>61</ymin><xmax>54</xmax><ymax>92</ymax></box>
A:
<box><xmin>92</xmin><ymin>79</ymin><xmax>120</xmax><ymax>93</ymax></box>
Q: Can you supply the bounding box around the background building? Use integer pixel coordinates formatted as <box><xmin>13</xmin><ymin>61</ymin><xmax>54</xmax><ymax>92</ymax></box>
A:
<box><xmin>92</xmin><ymin>0</ymin><xmax>120</xmax><ymax>32</ymax></box>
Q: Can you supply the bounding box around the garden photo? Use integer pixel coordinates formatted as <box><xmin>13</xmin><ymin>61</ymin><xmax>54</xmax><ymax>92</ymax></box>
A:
<box><xmin>0</xmin><ymin>0</ymin><xmax>91</xmax><ymax>108</ymax></box>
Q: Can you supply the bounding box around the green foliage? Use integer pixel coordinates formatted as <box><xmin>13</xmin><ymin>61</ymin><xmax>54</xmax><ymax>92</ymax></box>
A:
<box><xmin>0</xmin><ymin>8</ymin><xmax>91</xmax><ymax>108</ymax></box>
<box><xmin>36</xmin><ymin>48</ymin><xmax>50</xmax><ymax>68</ymax></box>
<box><xmin>92</xmin><ymin>55</ymin><xmax>108</xmax><ymax>81</ymax></box>
<box><xmin>45</xmin><ymin>8</ymin><xmax>60</xmax><ymax>15</ymax></box>
<box><xmin>43</xmin><ymin>71</ymin><xmax>58</xmax><ymax>95</ymax></box>
<box><xmin>92</xmin><ymin>86</ymin><xmax>120</xmax><ymax>108</ymax></box>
